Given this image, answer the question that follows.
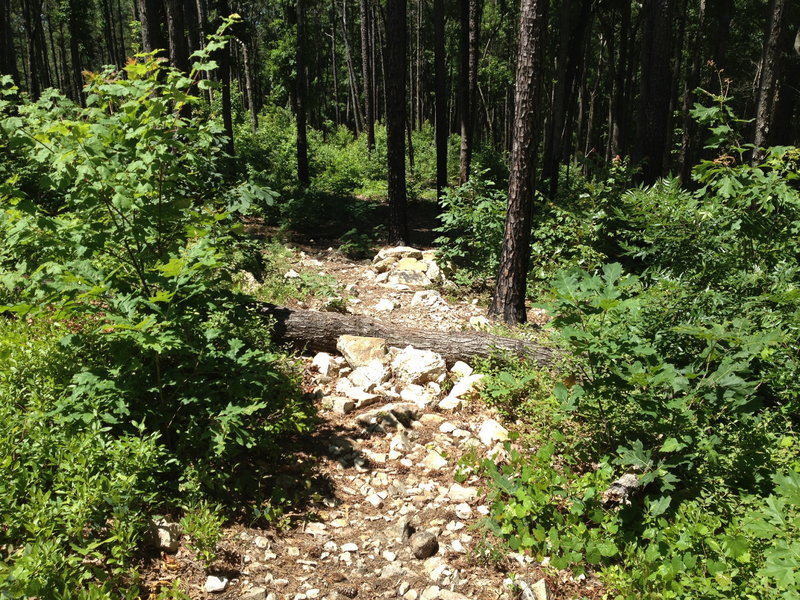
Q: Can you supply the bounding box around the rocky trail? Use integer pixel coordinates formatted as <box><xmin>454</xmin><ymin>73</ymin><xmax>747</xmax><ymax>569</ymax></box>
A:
<box><xmin>142</xmin><ymin>245</ymin><xmax>599</xmax><ymax>600</ymax></box>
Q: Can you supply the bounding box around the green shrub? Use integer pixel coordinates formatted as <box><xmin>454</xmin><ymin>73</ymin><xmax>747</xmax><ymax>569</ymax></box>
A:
<box><xmin>0</xmin><ymin>318</ymin><xmax>162</xmax><ymax>598</ymax></box>
<box><xmin>0</xmin><ymin>21</ymin><xmax>312</xmax><ymax>595</ymax></box>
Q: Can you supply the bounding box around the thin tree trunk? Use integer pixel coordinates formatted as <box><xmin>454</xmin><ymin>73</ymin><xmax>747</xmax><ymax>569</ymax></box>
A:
<box><xmin>752</xmin><ymin>0</ymin><xmax>786</xmax><ymax>163</ymax></box>
<box><xmin>360</xmin><ymin>0</ymin><xmax>375</xmax><ymax>150</ymax></box>
<box><xmin>385</xmin><ymin>0</ymin><xmax>409</xmax><ymax>244</ymax></box>
<box><xmin>0</xmin><ymin>0</ymin><xmax>19</xmax><ymax>84</ymax></box>
<box><xmin>609</xmin><ymin>0</ymin><xmax>630</xmax><ymax>158</ymax></box>
<box><xmin>166</xmin><ymin>0</ymin><xmax>189</xmax><ymax>71</ymax></box>
<box><xmin>489</xmin><ymin>0</ymin><xmax>546</xmax><ymax>324</ymax></box>
<box><xmin>637</xmin><ymin>0</ymin><xmax>673</xmax><ymax>183</ymax></box>
<box><xmin>138</xmin><ymin>0</ymin><xmax>165</xmax><ymax>55</ymax></box>
<box><xmin>434</xmin><ymin>0</ymin><xmax>448</xmax><ymax>199</ymax></box>
<box><xmin>342</xmin><ymin>0</ymin><xmax>364</xmax><ymax>134</ymax></box>
<box><xmin>458</xmin><ymin>0</ymin><xmax>481</xmax><ymax>183</ymax></box>
<box><xmin>330</xmin><ymin>0</ymin><xmax>341</xmax><ymax>126</ymax></box>
<box><xmin>295</xmin><ymin>0</ymin><xmax>310</xmax><ymax>186</ymax></box>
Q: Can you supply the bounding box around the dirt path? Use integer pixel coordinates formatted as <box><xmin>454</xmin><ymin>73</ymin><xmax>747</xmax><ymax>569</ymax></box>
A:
<box><xmin>141</xmin><ymin>244</ymin><xmax>593</xmax><ymax>600</ymax></box>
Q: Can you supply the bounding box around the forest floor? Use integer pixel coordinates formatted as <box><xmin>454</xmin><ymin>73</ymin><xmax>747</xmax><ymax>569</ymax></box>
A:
<box><xmin>137</xmin><ymin>205</ymin><xmax>603</xmax><ymax>600</ymax></box>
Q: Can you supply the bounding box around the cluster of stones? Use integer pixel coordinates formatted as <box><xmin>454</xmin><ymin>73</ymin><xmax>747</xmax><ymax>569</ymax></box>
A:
<box><xmin>371</xmin><ymin>247</ymin><xmax>446</xmax><ymax>289</ymax></box>
<box><xmin>314</xmin><ymin>336</ymin><xmax>491</xmax><ymax>426</ymax></box>
<box><xmin>223</xmin><ymin>333</ymin><xmax>554</xmax><ymax>600</ymax></box>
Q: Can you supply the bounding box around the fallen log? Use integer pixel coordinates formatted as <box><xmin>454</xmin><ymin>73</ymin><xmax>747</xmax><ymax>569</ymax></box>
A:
<box><xmin>257</xmin><ymin>303</ymin><xmax>553</xmax><ymax>366</ymax></box>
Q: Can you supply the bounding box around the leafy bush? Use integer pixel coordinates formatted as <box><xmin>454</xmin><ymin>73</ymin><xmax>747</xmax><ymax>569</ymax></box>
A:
<box><xmin>434</xmin><ymin>172</ymin><xmax>507</xmax><ymax>285</ymax></box>
<box><xmin>476</xmin><ymin>100</ymin><xmax>800</xmax><ymax>598</ymax></box>
<box><xmin>0</xmin><ymin>318</ymin><xmax>162</xmax><ymax>597</ymax></box>
<box><xmin>0</xmin><ymin>22</ymin><xmax>311</xmax><ymax>595</ymax></box>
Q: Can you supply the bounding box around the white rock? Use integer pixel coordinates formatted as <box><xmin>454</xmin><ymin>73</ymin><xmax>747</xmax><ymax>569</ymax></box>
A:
<box><xmin>411</xmin><ymin>290</ymin><xmax>442</xmax><ymax>307</ymax></box>
<box><xmin>344</xmin><ymin>387</ymin><xmax>381</xmax><ymax>408</ymax></box>
<box><xmin>454</xmin><ymin>503</ymin><xmax>472</xmax><ymax>519</ymax></box>
<box><xmin>449</xmin><ymin>361</ymin><xmax>473</xmax><ymax>379</ymax></box>
<box><xmin>254</xmin><ymin>535</ymin><xmax>269</xmax><ymax>548</ymax></box>
<box><xmin>373</xmin><ymin>256</ymin><xmax>400</xmax><ymax>273</ymax></box>
<box><xmin>420</xmin><ymin>585</ymin><xmax>441</xmax><ymax>600</ymax></box>
<box><xmin>451</xmin><ymin>539</ymin><xmax>466</xmax><ymax>553</ymax></box>
<box><xmin>425</xmin><ymin>260</ymin><xmax>443</xmax><ymax>283</ymax></box>
<box><xmin>335</xmin><ymin>377</ymin><xmax>353</xmax><ymax>394</ymax></box>
<box><xmin>374</xmin><ymin>246</ymin><xmax>423</xmax><ymax>262</ymax></box>
<box><xmin>241</xmin><ymin>586</ymin><xmax>267</xmax><ymax>600</ymax></box>
<box><xmin>283</xmin><ymin>269</ymin><xmax>300</xmax><ymax>279</ymax></box>
<box><xmin>447</xmin><ymin>374</ymin><xmax>485</xmax><ymax>400</ymax></box>
<box><xmin>332</xmin><ymin>397</ymin><xmax>356</xmax><ymax>414</ymax></box>
<box><xmin>478</xmin><ymin>418</ymin><xmax>509</xmax><ymax>446</ymax></box>
<box><xmin>341</xmin><ymin>542</ymin><xmax>359</xmax><ymax>552</ymax></box>
<box><xmin>336</xmin><ymin>335</ymin><xmax>388</xmax><ymax>368</ymax></box>
<box><xmin>204</xmin><ymin>575</ymin><xmax>229</xmax><ymax>593</ymax></box>
<box><xmin>517</xmin><ymin>578</ymin><xmax>551</xmax><ymax>600</ymax></box>
<box><xmin>400</xmin><ymin>384</ymin><xmax>437</xmax><ymax>407</ymax></box>
<box><xmin>383</xmin><ymin>550</ymin><xmax>398</xmax><ymax>561</ymax></box>
<box><xmin>375</xmin><ymin>298</ymin><xmax>396</xmax><ymax>312</ymax></box>
<box><xmin>304</xmin><ymin>522</ymin><xmax>327</xmax><ymax>536</ymax></box>
<box><xmin>448</xmin><ymin>483</ymin><xmax>478</xmax><ymax>503</ymax></box>
<box><xmin>391</xmin><ymin>346</ymin><xmax>447</xmax><ymax>385</ymax></box>
<box><xmin>391</xmin><ymin>432</ymin><xmax>413</xmax><ymax>453</ymax></box>
<box><xmin>349</xmin><ymin>359</ymin><xmax>390</xmax><ymax>389</ymax></box>
<box><xmin>439</xmin><ymin>422</ymin><xmax>456</xmax><ymax>434</ymax></box>
<box><xmin>469</xmin><ymin>315</ymin><xmax>491</xmax><ymax>330</ymax></box>
<box><xmin>437</xmin><ymin>396</ymin><xmax>463</xmax><ymax>411</ymax></box>
<box><xmin>311</xmin><ymin>352</ymin><xmax>335</xmax><ymax>377</ymax></box>
<box><xmin>389</xmin><ymin>270</ymin><xmax>432</xmax><ymax>287</ymax></box>
<box><xmin>147</xmin><ymin>517</ymin><xmax>181</xmax><ymax>553</ymax></box>
<box><xmin>440</xmin><ymin>591</ymin><xmax>469</xmax><ymax>600</ymax></box>
<box><xmin>419</xmin><ymin>414</ymin><xmax>446</xmax><ymax>426</ymax></box>
<box><xmin>422</xmin><ymin>451</ymin><xmax>448</xmax><ymax>471</ymax></box>
<box><xmin>365</xmin><ymin>493</ymin><xmax>384</xmax><ymax>508</ymax></box>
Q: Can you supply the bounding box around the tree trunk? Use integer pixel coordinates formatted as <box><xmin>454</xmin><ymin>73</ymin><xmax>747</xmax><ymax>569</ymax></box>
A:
<box><xmin>137</xmin><ymin>0</ymin><xmax>165</xmax><ymax>55</ymax></box>
<box><xmin>458</xmin><ymin>0</ymin><xmax>481</xmax><ymax>183</ymax></box>
<box><xmin>67</xmin><ymin>0</ymin><xmax>84</xmax><ymax>104</ymax></box>
<box><xmin>341</xmin><ymin>0</ymin><xmax>364</xmax><ymax>134</ymax></box>
<box><xmin>752</xmin><ymin>0</ymin><xmax>786</xmax><ymax>163</ymax></box>
<box><xmin>489</xmin><ymin>0</ymin><xmax>546</xmax><ymax>324</ymax></box>
<box><xmin>433</xmin><ymin>0</ymin><xmax>448</xmax><ymax>199</ymax></box>
<box><xmin>679</xmin><ymin>0</ymin><xmax>705</xmax><ymax>183</ymax></box>
<box><xmin>360</xmin><ymin>0</ymin><xmax>375</xmax><ymax>150</ymax></box>
<box><xmin>295</xmin><ymin>0</ymin><xmax>311</xmax><ymax>186</ymax></box>
<box><xmin>330</xmin><ymin>0</ymin><xmax>341</xmax><ymax>126</ymax></box>
<box><xmin>258</xmin><ymin>304</ymin><xmax>553</xmax><ymax>366</ymax></box>
<box><xmin>166</xmin><ymin>0</ymin><xmax>190</xmax><ymax>72</ymax></box>
<box><xmin>0</xmin><ymin>0</ymin><xmax>19</xmax><ymax>84</ymax></box>
<box><xmin>637</xmin><ymin>0</ymin><xmax>673</xmax><ymax>184</ymax></box>
<box><xmin>385</xmin><ymin>0</ymin><xmax>409</xmax><ymax>244</ymax></box>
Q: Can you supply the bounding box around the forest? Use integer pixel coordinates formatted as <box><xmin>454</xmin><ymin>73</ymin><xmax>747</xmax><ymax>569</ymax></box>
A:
<box><xmin>1</xmin><ymin>0</ymin><xmax>800</xmax><ymax>598</ymax></box>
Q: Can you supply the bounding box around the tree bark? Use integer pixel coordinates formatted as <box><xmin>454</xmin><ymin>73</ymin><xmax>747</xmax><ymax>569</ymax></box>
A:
<box><xmin>166</xmin><ymin>0</ymin><xmax>190</xmax><ymax>72</ymax></box>
<box><xmin>637</xmin><ymin>0</ymin><xmax>673</xmax><ymax>184</ymax></box>
<box><xmin>433</xmin><ymin>0</ymin><xmax>448</xmax><ymax>199</ymax></box>
<box><xmin>295</xmin><ymin>0</ymin><xmax>310</xmax><ymax>186</ymax></box>
<box><xmin>330</xmin><ymin>0</ymin><xmax>341</xmax><ymax>126</ymax></box>
<box><xmin>489</xmin><ymin>0</ymin><xmax>546</xmax><ymax>324</ymax></box>
<box><xmin>752</xmin><ymin>0</ymin><xmax>786</xmax><ymax>163</ymax></box>
<box><xmin>0</xmin><ymin>0</ymin><xmax>19</xmax><ymax>84</ymax></box>
<box><xmin>137</xmin><ymin>0</ymin><xmax>165</xmax><ymax>55</ymax></box>
<box><xmin>258</xmin><ymin>304</ymin><xmax>553</xmax><ymax>366</ymax></box>
<box><xmin>67</xmin><ymin>0</ymin><xmax>84</xmax><ymax>104</ymax></box>
<box><xmin>458</xmin><ymin>0</ymin><xmax>481</xmax><ymax>183</ymax></box>
<box><xmin>360</xmin><ymin>0</ymin><xmax>375</xmax><ymax>150</ymax></box>
<box><xmin>385</xmin><ymin>0</ymin><xmax>409</xmax><ymax>244</ymax></box>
